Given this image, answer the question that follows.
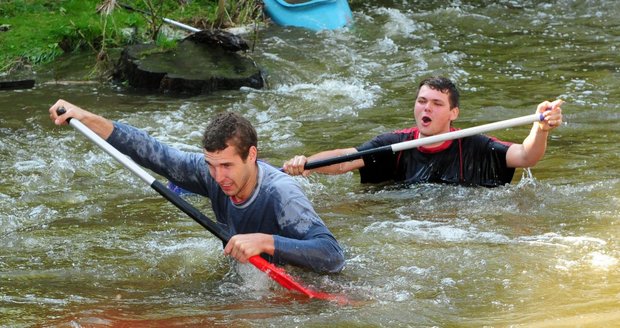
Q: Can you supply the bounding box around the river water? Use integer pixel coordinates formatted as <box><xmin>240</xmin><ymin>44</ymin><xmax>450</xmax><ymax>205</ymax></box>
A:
<box><xmin>1</xmin><ymin>1</ymin><xmax>619</xmax><ymax>327</ymax></box>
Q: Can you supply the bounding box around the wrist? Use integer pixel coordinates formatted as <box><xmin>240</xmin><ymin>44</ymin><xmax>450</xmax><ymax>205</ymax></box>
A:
<box><xmin>263</xmin><ymin>234</ymin><xmax>275</xmax><ymax>256</ymax></box>
<box><xmin>537</xmin><ymin>122</ymin><xmax>553</xmax><ymax>133</ymax></box>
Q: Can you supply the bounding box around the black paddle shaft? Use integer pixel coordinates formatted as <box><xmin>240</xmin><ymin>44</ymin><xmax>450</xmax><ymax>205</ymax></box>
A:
<box><xmin>150</xmin><ymin>180</ymin><xmax>232</xmax><ymax>242</ymax></box>
<box><xmin>303</xmin><ymin>145</ymin><xmax>392</xmax><ymax>170</ymax></box>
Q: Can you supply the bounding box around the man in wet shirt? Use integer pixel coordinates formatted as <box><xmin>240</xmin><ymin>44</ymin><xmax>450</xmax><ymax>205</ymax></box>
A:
<box><xmin>283</xmin><ymin>76</ymin><xmax>563</xmax><ymax>187</ymax></box>
<box><xmin>49</xmin><ymin>100</ymin><xmax>345</xmax><ymax>273</ymax></box>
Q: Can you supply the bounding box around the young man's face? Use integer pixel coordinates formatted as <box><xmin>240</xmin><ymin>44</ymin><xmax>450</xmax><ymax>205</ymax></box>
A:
<box><xmin>414</xmin><ymin>85</ymin><xmax>459</xmax><ymax>137</ymax></box>
<box><xmin>204</xmin><ymin>144</ymin><xmax>257</xmax><ymax>200</ymax></box>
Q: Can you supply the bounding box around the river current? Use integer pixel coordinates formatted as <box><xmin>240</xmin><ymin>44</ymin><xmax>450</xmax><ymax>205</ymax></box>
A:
<box><xmin>1</xmin><ymin>1</ymin><xmax>619</xmax><ymax>327</ymax></box>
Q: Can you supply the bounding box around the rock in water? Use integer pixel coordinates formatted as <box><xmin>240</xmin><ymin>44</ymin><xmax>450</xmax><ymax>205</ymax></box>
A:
<box><xmin>183</xmin><ymin>30</ymin><xmax>250</xmax><ymax>53</ymax></box>
<box><xmin>113</xmin><ymin>33</ymin><xmax>263</xmax><ymax>95</ymax></box>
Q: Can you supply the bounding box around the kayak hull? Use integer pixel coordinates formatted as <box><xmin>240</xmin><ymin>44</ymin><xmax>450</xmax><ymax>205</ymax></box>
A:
<box><xmin>263</xmin><ymin>0</ymin><xmax>353</xmax><ymax>31</ymax></box>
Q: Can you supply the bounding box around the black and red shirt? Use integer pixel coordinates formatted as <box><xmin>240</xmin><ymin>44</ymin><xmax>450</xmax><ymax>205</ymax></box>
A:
<box><xmin>356</xmin><ymin>127</ymin><xmax>515</xmax><ymax>187</ymax></box>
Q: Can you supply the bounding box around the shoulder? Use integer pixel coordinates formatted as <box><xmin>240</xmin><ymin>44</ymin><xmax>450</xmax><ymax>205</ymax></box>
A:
<box><xmin>257</xmin><ymin>162</ymin><xmax>315</xmax><ymax>212</ymax></box>
<box><xmin>108</xmin><ymin>121</ymin><xmax>143</xmax><ymax>140</ymax></box>
<box><xmin>458</xmin><ymin>135</ymin><xmax>513</xmax><ymax>159</ymax></box>
<box><xmin>258</xmin><ymin>161</ymin><xmax>304</xmax><ymax>194</ymax></box>
<box><xmin>393</xmin><ymin>126</ymin><xmax>417</xmax><ymax>135</ymax></box>
<box><xmin>358</xmin><ymin>127</ymin><xmax>415</xmax><ymax>151</ymax></box>
<box><xmin>464</xmin><ymin>134</ymin><xmax>513</xmax><ymax>147</ymax></box>
<box><xmin>382</xmin><ymin>127</ymin><xmax>416</xmax><ymax>143</ymax></box>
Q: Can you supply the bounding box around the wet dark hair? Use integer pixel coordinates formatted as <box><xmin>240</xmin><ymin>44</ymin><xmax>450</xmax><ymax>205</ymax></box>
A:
<box><xmin>202</xmin><ymin>112</ymin><xmax>257</xmax><ymax>160</ymax></box>
<box><xmin>418</xmin><ymin>76</ymin><xmax>460</xmax><ymax>109</ymax></box>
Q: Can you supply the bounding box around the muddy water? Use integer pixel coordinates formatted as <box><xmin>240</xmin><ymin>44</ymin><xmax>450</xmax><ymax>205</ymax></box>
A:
<box><xmin>1</xmin><ymin>1</ymin><xmax>619</xmax><ymax>327</ymax></box>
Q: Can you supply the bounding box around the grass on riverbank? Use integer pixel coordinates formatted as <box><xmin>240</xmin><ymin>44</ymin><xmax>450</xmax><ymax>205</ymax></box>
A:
<box><xmin>0</xmin><ymin>0</ymin><xmax>262</xmax><ymax>78</ymax></box>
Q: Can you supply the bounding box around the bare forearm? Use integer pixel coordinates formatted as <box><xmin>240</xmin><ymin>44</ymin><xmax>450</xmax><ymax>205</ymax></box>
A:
<box><xmin>49</xmin><ymin>99</ymin><xmax>114</xmax><ymax>139</ymax></box>
<box><xmin>519</xmin><ymin>123</ymin><xmax>549</xmax><ymax>166</ymax></box>
<box><xmin>77</xmin><ymin>112</ymin><xmax>114</xmax><ymax>139</ymax></box>
<box><xmin>283</xmin><ymin>147</ymin><xmax>363</xmax><ymax>176</ymax></box>
<box><xmin>306</xmin><ymin>148</ymin><xmax>364</xmax><ymax>174</ymax></box>
<box><xmin>506</xmin><ymin>99</ymin><xmax>563</xmax><ymax>168</ymax></box>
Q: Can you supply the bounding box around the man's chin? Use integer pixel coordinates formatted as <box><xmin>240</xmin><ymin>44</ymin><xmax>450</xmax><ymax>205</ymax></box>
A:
<box><xmin>220</xmin><ymin>186</ymin><xmax>236</xmax><ymax>196</ymax></box>
<box><xmin>418</xmin><ymin>129</ymin><xmax>432</xmax><ymax>138</ymax></box>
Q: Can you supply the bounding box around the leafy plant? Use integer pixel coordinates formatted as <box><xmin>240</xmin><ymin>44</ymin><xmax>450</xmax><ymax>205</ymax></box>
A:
<box><xmin>0</xmin><ymin>0</ymin><xmax>264</xmax><ymax>75</ymax></box>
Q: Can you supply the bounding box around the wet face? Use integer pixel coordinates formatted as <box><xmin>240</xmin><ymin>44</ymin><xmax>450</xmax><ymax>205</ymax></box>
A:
<box><xmin>204</xmin><ymin>144</ymin><xmax>257</xmax><ymax>201</ymax></box>
<box><xmin>414</xmin><ymin>85</ymin><xmax>459</xmax><ymax>138</ymax></box>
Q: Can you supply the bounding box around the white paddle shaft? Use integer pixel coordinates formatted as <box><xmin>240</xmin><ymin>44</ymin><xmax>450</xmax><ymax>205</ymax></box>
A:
<box><xmin>67</xmin><ymin>118</ymin><xmax>156</xmax><ymax>185</ymax></box>
<box><xmin>391</xmin><ymin>113</ymin><xmax>543</xmax><ymax>152</ymax></box>
<box><xmin>303</xmin><ymin>112</ymin><xmax>544</xmax><ymax>170</ymax></box>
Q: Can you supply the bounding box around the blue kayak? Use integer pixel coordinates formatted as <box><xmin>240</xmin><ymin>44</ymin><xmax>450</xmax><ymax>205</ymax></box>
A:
<box><xmin>263</xmin><ymin>0</ymin><xmax>353</xmax><ymax>31</ymax></box>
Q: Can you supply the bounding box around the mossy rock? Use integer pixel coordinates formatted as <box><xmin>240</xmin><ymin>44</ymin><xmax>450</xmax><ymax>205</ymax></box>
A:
<box><xmin>113</xmin><ymin>38</ymin><xmax>264</xmax><ymax>95</ymax></box>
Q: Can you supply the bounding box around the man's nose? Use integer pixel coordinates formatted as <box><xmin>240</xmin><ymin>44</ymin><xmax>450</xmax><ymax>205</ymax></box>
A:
<box><xmin>212</xmin><ymin>167</ymin><xmax>225</xmax><ymax>183</ymax></box>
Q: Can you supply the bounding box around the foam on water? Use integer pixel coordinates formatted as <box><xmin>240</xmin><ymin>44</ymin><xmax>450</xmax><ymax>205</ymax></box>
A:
<box><xmin>274</xmin><ymin>78</ymin><xmax>379</xmax><ymax>117</ymax></box>
<box><xmin>234</xmin><ymin>262</ymin><xmax>275</xmax><ymax>292</ymax></box>
<box><xmin>518</xmin><ymin>232</ymin><xmax>618</xmax><ymax>273</ymax></box>
<box><xmin>143</xmin><ymin>236</ymin><xmax>221</xmax><ymax>255</ymax></box>
<box><xmin>372</xmin><ymin>7</ymin><xmax>422</xmax><ymax>38</ymax></box>
<box><xmin>0</xmin><ymin>203</ymin><xmax>58</xmax><ymax>236</ymax></box>
<box><xmin>589</xmin><ymin>251</ymin><xmax>618</xmax><ymax>270</ymax></box>
<box><xmin>363</xmin><ymin>218</ymin><xmax>511</xmax><ymax>244</ymax></box>
<box><xmin>13</xmin><ymin>159</ymin><xmax>47</xmax><ymax>171</ymax></box>
<box><xmin>517</xmin><ymin>232</ymin><xmax>606</xmax><ymax>248</ymax></box>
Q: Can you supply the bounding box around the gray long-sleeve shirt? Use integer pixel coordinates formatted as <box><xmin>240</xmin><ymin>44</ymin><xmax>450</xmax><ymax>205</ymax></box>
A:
<box><xmin>107</xmin><ymin>122</ymin><xmax>345</xmax><ymax>273</ymax></box>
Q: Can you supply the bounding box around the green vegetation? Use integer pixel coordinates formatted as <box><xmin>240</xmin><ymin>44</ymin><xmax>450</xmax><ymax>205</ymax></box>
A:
<box><xmin>0</xmin><ymin>0</ymin><xmax>263</xmax><ymax>77</ymax></box>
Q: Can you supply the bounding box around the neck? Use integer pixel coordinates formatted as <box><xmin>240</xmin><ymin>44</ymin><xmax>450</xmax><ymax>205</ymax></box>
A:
<box><xmin>231</xmin><ymin>195</ymin><xmax>245</xmax><ymax>204</ymax></box>
<box><xmin>416</xmin><ymin>127</ymin><xmax>456</xmax><ymax>150</ymax></box>
<box><xmin>232</xmin><ymin>163</ymin><xmax>259</xmax><ymax>203</ymax></box>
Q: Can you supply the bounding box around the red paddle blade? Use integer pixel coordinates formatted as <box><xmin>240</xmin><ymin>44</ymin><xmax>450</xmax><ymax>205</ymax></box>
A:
<box><xmin>248</xmin><ymin>256</ymin><xmax>348</xmax><ymax>304</ymax></box>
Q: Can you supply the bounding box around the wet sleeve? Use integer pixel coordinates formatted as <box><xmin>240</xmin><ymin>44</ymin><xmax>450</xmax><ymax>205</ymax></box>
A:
<box><xmin>356</xmin><ymin>133</ymin><xmax>400</xmax><ymax>184</ymax></box>
<box><xmin>484</xmin><ymin>139</ymin><xmax>515</xmax><ymax>186</ymax></box>
<box><xmin>463</xmin><ymin>136</ymin><xmax>515</xmax><ymax>187</ymax></box>
<box><xmin>106</xmin><ymin>122</ymin><xmax>210</xmax><ymax>195</ymax></box>
<box><xmin>271</xmin><ymin>197</ymin><xmax>345</xmax><ymax>274</ymax></box>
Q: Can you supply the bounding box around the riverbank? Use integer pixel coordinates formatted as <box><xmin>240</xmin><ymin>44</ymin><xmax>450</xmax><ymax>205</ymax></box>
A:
<box><xmin>0</xmin><ymin>0</ymin><xmax>262</xmax><ymax>80</ymax></box>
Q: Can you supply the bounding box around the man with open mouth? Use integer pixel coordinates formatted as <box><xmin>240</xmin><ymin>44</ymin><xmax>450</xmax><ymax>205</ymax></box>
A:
<box><xmin>283</xmin><ymin>76</ymin><xmax>563</xmax><ymax>187</ymax></box>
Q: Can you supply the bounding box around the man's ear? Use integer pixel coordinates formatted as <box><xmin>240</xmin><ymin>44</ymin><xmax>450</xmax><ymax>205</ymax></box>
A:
<box><xmin>450</xmin><ymin>106</ymin><xmax>460</xmax><ymax>122</ymax></box>
<box><xmin>248</xmin><ymin>145</ymin><xmax>258</xmax><ymax>162</ymax></box>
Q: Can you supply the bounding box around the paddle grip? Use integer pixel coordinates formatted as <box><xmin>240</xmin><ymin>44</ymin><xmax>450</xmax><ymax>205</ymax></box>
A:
<box><xmin>56</xmin><ymin>106</ymin><xmax>76</xmax><ymax>125</ymax></box>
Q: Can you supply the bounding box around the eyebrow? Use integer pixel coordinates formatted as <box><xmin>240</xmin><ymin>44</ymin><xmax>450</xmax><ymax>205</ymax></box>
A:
<box><xmin>204</xmin><ymin>155</ymin><xmax>236</xmax><ymax>166</ymax></box>
<box><xmin>417</xmin><ymin>96</ymin><xmax>445</xmax><ymax>104</ymax></box>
